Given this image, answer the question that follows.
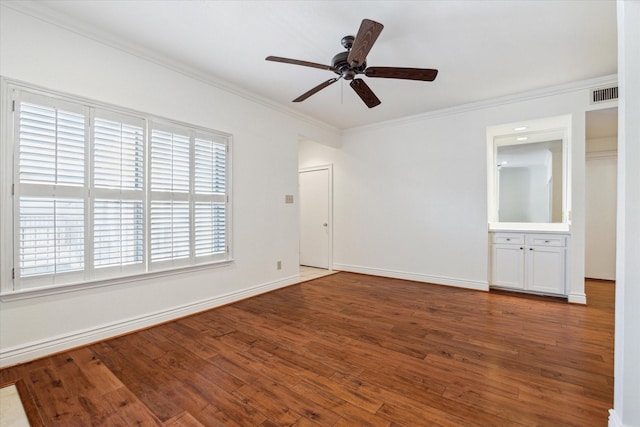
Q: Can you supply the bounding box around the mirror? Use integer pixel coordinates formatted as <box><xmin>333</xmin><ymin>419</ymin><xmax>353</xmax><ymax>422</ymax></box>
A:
<box><xmin>496</xmin><ymin>137</ymin><xmax>563</xmax><ymax>223</ymax></box>
<box><xmin>487</xmin><ymin>115</ymin><xmax>571</xmax><ymax>231</ymax></box>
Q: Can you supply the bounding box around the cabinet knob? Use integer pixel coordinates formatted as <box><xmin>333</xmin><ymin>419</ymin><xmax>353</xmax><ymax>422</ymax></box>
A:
<box><xmin>520</xmin><ymin>247</ymin><xmax>523</xmax><ymax>250</ymax></box>
<box><xmin>544</xmin><ymin>240</ymin><xmax>550</xmax><ymax>243</ymax></box>
<box><xmin>506</xmin><ymin>238</ymin><xmax>511</xmax><ymax>241</ymax></box>
<box><xmin>529</xmin><ymin>248</ymin><xmax>534</xmax><ymax>251</ymax></box>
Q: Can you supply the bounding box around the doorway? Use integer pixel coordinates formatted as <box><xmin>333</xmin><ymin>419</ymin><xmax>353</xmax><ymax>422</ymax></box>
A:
<box><xmin>585</xmin><ymin>107</ymin><xmax>618</xmax><ymax>281</ymax></box>
<box><xmin>299</xmin><ymin>165</ymin><xmax>332</xmax><ymax>270</ymax></box>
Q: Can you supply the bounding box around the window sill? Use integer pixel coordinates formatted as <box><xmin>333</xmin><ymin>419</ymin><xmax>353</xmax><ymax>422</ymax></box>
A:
<box><xmin>0</xmin><ymin>259</ymin><xmax>234</xmax><ymax>302</ymax></box>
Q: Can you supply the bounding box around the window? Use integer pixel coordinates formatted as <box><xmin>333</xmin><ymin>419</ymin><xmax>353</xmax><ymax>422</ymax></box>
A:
<box><xmin>4</xmin><ymin>84</ymin><xmax>231</xmax><ymax>293</ymax></box>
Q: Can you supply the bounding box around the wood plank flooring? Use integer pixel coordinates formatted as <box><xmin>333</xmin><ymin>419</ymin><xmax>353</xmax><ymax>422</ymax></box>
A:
<box><xmin>0</xmin><ymin>273</ymin><xmax>614</xmax><ymax>426</ymax></box>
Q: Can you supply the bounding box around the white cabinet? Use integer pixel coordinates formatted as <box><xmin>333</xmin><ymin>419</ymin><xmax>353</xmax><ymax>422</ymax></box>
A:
<box><xmin>491</xmin><ymin>232</ymin><xmax>567</xmax><ymax>296</ymax></box>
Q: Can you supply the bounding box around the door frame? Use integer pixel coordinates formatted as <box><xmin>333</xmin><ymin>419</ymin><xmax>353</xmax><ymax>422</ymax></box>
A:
<box><xmin>298</xmin><ymin>164</ymin><xmax>333</xmax><ymax>271</ymax></box>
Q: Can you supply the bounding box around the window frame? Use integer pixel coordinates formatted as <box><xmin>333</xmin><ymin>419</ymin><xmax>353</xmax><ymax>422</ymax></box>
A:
<box><xmin>0</xmin><ymin>79</ymin><xmax>233</xmax><ymax>300</ymax></box>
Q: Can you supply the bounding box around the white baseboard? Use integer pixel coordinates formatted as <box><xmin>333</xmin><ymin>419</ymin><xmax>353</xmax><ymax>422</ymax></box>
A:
<box><xmin>333</xmin><ymin>263</ymin><xmax>489</xmax><ymax>292</ymax></box>
<box><xmin>568</xmin><ymin>292</ymin><xmax>588</xmax><ymax>304</ymax></box>
<box><xmin>0</xmin><ymin>274</ymin><xmax>300</xmax><ymax>368</ymax></box>
<box><xmin>608</xmin><ymin>409</ymin><xmax>623</xmax><ymax>427</ymax></box>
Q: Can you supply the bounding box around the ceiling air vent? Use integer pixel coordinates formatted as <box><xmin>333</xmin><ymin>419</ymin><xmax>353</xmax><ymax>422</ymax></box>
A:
<box><xmin>591</xmin><ymin>86</ymin><xmax>618</xmax><ymax>104</ymax></box>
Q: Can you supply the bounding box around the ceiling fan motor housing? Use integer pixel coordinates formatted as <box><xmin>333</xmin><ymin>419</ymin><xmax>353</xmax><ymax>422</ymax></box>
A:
<box><xmin>332</xmin><ymin>50</ymin><xmax>366</xmax><ymax>80</ymax></box>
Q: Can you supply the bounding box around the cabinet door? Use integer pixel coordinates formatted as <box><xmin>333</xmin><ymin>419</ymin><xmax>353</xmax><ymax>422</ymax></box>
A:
<box><xmin>492</xmin><ymin>244</ymin><xmax>525</xmax><ymax>289</ymax></box>
<box><xmin>526</xmin><ymin>246</ymin><xmax>566</xmax><ymax>294</ymax></box>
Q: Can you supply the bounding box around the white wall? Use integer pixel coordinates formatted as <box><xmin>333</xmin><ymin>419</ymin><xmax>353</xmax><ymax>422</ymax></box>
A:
<box><xmin>0</xmin><ymin>5</ymin><xmax>339</xmax><ymax>366</ymax></box>
<box><xmin>301</xmin><ymin>85</ymin><xmax>607</xmax><ymax>302</ymax></box>
<box><xmin>611</xmin><ymin>1</ymin><xmax>640</xmax><ymax>426</ymax></box>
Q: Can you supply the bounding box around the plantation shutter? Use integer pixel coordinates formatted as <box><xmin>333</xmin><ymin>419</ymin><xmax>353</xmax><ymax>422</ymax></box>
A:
<box><xmin>194</xmin><ymin>136</ymin><xmax>227</xmax><ymax>258</ymax></box>
<box><xmin>18</xmin><ymin>101</ymin><xmax>85</xmax><ymax>186</ymax></box>
<box><xmin>15</xmin><ymin>94</ymin><xmax>87</xmax><ymax>286</ymax></box>
<box><xmin>19</xmin><ymin>198</ymin><xmax>85</xmax><ymax>277</ymax></box>
<box><xmin>93</xmin><ymin>111</ymin><xmax>145</xmax><ymax>273</ymax></box>
<box><xmin>150</xmin><ymin>126</ymin><xmax>192</xmax><ymax>264</ymax></box>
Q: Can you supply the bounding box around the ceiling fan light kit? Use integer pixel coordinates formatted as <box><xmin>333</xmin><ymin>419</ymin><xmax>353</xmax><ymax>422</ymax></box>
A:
<box><xmin>266</xmin><ymin>19</ymin><xmax>438</xmax><ymax>108</ymax></box>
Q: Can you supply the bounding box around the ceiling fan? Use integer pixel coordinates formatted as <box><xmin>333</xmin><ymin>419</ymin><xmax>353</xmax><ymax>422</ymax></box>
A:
<box><xmin>266</xmin><ymin>19</ymin><xmax>438</xmax><ymax>108</ymax></box>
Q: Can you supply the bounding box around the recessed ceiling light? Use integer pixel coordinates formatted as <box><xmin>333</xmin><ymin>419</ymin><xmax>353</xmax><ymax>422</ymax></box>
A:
<box><xmin>514</xmin><ymin>126</ymin><xmax>528</xmax><ymax>131</ymax></box>
<box><xmin>517</xmin><ymin>137</ymin><xmax>528</xmax><ymax>141</ymax></box>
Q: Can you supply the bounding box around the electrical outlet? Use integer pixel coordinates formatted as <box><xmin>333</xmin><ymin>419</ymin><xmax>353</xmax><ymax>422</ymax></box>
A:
<box><xmin>285</xmin><ymin>195</ymin><xmax>294</xmax><ymax>204</ymax></box>
<box><xmin>277</xmin><ymin>260</ymin><xmax>282</xmax><ymax>270</ymax></box>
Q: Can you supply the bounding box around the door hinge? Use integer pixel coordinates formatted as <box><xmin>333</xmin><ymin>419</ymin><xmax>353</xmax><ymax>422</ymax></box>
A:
<box><xmin>12</xmin><ymin>183</ymin><xmax>15</xmax><ymax>196</ymax></box>
<box><xmin>12</xmin><ymin>268</ymin><xmax>15</xmax><ymax>279</ymax></box>
<box><xmin>226</xmin><ymin>245</ymin><xmax>229</xmax><ymax>253</ymax></box>
<box><xmin>12</xmin><ymin>100</ymin><xmax>16</xmax><ymax>112</ymax></box>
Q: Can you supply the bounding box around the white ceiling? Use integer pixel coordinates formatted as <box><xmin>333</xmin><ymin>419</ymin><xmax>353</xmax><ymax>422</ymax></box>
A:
<box><xmin>19</xmin><ymin>0</ymin><xmax>617</xmax><ymax>130</ymax></box>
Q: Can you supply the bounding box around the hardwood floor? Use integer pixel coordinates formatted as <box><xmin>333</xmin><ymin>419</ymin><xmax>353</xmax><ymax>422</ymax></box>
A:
<box><xmin>0</xmin><ymin>273</ymin><xmax>614</xmax><ymax>426</ymax></box>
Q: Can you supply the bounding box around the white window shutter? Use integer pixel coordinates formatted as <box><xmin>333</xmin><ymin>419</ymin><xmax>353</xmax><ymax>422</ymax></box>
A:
<box><xmin>94</xmin><ymin>117</ymin><xmax>144</xmax><ymax>190</ymax></box>
<box><xmin>94</xmin><ymin>200</ymin><xmax>144</xmax><ymax>268</ymax></box>
<box><xmin>151</xmin><ymin>130</ymin><xmax>190</xmax><ymax>192</ymax></box>
<box><xmin>195</xmin><ymin>138</ymin><xmax>226</xmax><ymax>194</ymax></box>
<box><xmin>195</xmin><ymin>202</ymin><xmax>226</xmax><ymax>256</ymax></box>
<box><xmin>19</xmin><ymin>102</ymin><xmax>84</xmax><ymax>186</ymax></box>
<box><xmin>19</xmin><ymin>198</ymin><xmax>84</xmax><ymax>277</ymax></box>
<box><xmin>150</xmin><ymin>201</ymin><xmax>190</xmax><ymax>262</ymax></box>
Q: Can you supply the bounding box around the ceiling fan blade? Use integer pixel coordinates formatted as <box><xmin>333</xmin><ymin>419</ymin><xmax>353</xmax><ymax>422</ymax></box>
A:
<box><xmin>293</xmin><ymin>77</ymin><xmax>340</xmax><ymax>102</ymax></box>
<box><xmin>365</xmin><ymin>67</ymin><xmax>439</xmax><ymax>81</ymax></box>
<box><xmin>347</xmin><ymin>19</ymin><xmax>384</xmax><ymax>67</ymax></box>
<box><xmin>350</xmin><ymin>78</ymin><xmax>381</xmax><ymax>108</ymax></box>
<box><xmin>266</xmin><ymin>56</ymin><xmax>336</xmax><ymax>72</ymax></box>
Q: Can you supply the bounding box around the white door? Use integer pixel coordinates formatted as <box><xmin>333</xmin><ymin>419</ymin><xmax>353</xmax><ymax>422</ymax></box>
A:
<box><xmin>299</xmin><ymin>168</ymin><xmax>330</xmax><ymax>269</ymax></box>
<box><xmin>586</xmin><ymin>154</ymin><xmax>617</xmax><ymax>280</ymax></box>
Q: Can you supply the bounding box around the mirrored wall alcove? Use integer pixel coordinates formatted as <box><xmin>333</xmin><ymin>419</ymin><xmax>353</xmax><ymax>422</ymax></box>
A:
<box><xmin>487</xmin><ymin>115</ymin><xmax>572</xmax><ymax>231</ymax></box>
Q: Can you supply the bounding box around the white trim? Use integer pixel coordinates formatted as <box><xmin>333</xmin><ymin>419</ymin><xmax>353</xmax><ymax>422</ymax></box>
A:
<box><xmin>298</xmin><ymin>164</ymin><xmax>333</xmax><ymax>271</ymax></box>
<box><xmin>567</xmin><ymin>292</ymin><xmax>587</xmax><ymax>305</ymax></box>
<box><xmin>608</xmin><ymin>409</ymin><xmax>623</xmax><ymax>427</ymax></box>
<box><xmin>0</xmin><ymin>259</ymin><xmax>234</xmax><ymax>302</ymax></box>
<box><xmin>333</xmin><ymin>263</ymin><xmax>489</xmax><ymax>292</ymax></box>
<box><xmin>488</xmin><ymin>223</ymin><xmax>571</xmax><ymax>232</ymax></box>
<box><xmin>586</xmin><ymin>150</ymin><xmax>618</xmax><ymax>160</ymax></box>
<box><xmin>0</xmin><ymin>273</ymin><xmax>300</xmax><ymax>368</ymax></box>
<box><xmin>343</xmin><ymin>74</ymin><xmax>618</xmax><ymax>135</ymax></box>
<box><xmin>0</xmin><ymin>78</ymin><xmax>15</xmax><ymax>292</ymax></box>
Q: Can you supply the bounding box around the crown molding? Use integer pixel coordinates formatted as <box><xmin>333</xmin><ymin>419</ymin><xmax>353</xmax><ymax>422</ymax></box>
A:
<box><xmin>586</xmin><ymin>150</ymin><xmax>617</xmax><ymax>160</ymax></box>
<box><xmin>1</xmin><ymin>0</ymin><xmax>340</xmax><ymax>136</ymax></box>
<box><xmin>342</xmin><ymin>74</ymin><xmax>618</xmax><ymax>135</ymax></box>
<box><xmin>2</xmin><ymin>1</ymin><xmax>618</xmax><ymax>139</ymax></box>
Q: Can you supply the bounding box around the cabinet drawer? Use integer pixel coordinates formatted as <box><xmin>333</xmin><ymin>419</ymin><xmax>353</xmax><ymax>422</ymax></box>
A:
<box><xmin>526</xmin><ymin>234</ymin><xmax>566</xmax><ymax>247</ymax></box>
<box><xmin>492</xmin><ymin>233</ymin><xmax>524</xmax><ymax>245</ymax></box>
